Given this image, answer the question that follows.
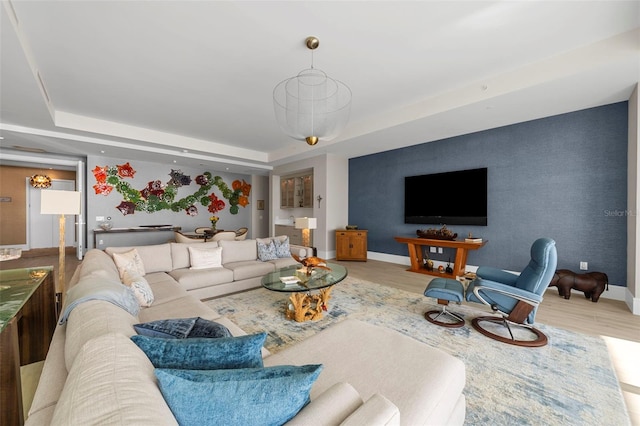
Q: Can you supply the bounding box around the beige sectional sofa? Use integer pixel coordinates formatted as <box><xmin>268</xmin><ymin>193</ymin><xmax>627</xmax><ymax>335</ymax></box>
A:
<box><xmin>26</xmin><ymin>239</ymin><xmax>466</xmax><ymax>425</ymax></box>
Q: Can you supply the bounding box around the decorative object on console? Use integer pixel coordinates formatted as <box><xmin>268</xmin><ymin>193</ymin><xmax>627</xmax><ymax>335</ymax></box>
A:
<box><xmin>416</xmin><ymin>225</ymin><xmax>457</xmax><ymax>240</ymax></box>
<box><xmin>30</xmin><ymin>173</ymin><xmax>52</xmax><ymax>189</ymax></box>
<box><xmin>40</xmin><ymin>189</ymin><xmax>81</xmax><ymax>305</ymax></box>
<box><xmin>209</xmin><ymin>215</ymin><xmax>219</xmax><ymax>231</ymax></box>
<box><xmin>295</xmin><ymin>217</ymin><xmax>317</xmax><ymax>247</ymax></box>
<box><xmin>548</xmin><ymin>269</ymin><xmax>608</xmax><ymax>302</ymax></box>
<box><xmin>292</xmin><ymin>254</ymin><xmax>331</xmax><ymax>276</ymax></box>
<box><xmin>273</xmin><ymin>36</ymin><xmax>352</xmax><ymax>146</ymax></box>
<box><xmin>345</xmin><ymin>225</ymin><xmax>358</xmax><ymax>230</ymax></box>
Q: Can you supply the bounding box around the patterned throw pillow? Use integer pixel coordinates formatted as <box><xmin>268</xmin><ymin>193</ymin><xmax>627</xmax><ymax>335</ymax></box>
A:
<box><xmin>112</xmin><ymin>248</ymin><xmax>146</xmax><ymax>279</ymax></box>
<box><xmin>133</xmin><ymin>317</ymin><xmax>232</xmax><ymax>339</ymax></box>
<box><xmin>274</xmin><ymin>236</ymin><xmax>291</xmax><ymax>258</ymax></box>
<box><xmin>121</xmin><ymin>269</ymin><xmax>154</xmax><ymax>307</ymax></box>
<box><xmin>257</xmin><ymin>240</ymin><xmax>277</xmax><ymax>261</ymax></box>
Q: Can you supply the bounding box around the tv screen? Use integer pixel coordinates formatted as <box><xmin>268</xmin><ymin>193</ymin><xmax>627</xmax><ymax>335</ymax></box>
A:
<box><xmin>404</xmin><ymin>167</ymin><xmax>487</xmax><ymax>226</ymax></box>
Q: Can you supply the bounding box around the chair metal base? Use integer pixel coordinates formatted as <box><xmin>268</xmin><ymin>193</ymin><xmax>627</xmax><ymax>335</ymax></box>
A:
<box><xmin>471</xmin><ymin>316</ymin><xmax>548</xmax><ymax>347</ymax></box>
<box><xmin>424</xmin><ymin>306</ymin><xmax>465</xmax><ymax>328</ymax></box>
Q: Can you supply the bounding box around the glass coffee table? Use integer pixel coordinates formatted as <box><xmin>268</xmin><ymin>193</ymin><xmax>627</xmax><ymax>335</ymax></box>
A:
<box><xmin>261</xmin><ymin>262</ymin><xmax>347</xmax><ymax>322</ymax></box>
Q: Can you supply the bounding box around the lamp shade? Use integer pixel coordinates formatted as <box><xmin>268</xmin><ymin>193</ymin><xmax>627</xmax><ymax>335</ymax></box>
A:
<box><xmin>41</xmin><ymin>190</ymin><xmax>81</xmax><ymax>215</ymax></box>
<box><xmin>295</xmin><ymin>217</ymin><xmax>317</xmax><ymax>230</ymax></box>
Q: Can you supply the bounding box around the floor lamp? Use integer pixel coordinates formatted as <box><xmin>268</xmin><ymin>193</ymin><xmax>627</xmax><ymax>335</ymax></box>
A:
<box><xmin>295</xmin><ymin>217</ymin><xmax>317</xmax><ymax>248</ymax></box>
<box><xmin>41</xmin><ymin>190</ymin><xmax>81</xmax><ymax>309</ymax></box>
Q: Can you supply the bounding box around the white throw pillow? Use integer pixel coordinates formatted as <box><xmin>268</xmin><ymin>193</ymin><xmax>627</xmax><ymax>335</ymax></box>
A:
<box><xmin>112</xmin><ymin>248</ymin><xmax>146</xmax><ymax>279</ymax></box>
<box><xmin>121</xmin><ymin>269</ymin><xmax>154</xmax><ymax>307</ymax></box>
<box><xmin>189</xmin><ymin>246</ymin><xmax>223</xmax><ymax>270</ymax></box>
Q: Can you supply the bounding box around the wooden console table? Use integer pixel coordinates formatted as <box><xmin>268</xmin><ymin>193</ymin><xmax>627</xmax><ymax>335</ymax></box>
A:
<box><xmin>394</xmin><ymin>236</ymin><xmax>487</xmax><ymax>279</ymax></box>
<box><xmin>0</xmin><ymin>267</ymin><xmax>56</xmax><ymax>426</ymax></box>
<box><xmin>94</xmin><ymin>226</ymin><xmax>181</xmax><ymax>247</ymax></box>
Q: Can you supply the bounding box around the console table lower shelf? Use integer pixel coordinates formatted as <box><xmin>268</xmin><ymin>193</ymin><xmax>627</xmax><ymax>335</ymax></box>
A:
<box><xmin>394</xmin><ymin>236</ymin><xmax>487</xmax><ymax>279</ymax></box>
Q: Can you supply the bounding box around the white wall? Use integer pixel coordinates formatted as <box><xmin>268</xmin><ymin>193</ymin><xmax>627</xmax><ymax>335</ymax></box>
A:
<box><xmin>627</xmin><ymin>84</ymin><xmax>639</xmax><ymax>315</ymax></box>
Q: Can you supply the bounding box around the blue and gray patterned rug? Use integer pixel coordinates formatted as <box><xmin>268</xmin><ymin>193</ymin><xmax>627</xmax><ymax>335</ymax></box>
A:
<box><xmin>205</xmin><ymin>277</ymin><xmax>630</xmax><ymax>425</ymax></box>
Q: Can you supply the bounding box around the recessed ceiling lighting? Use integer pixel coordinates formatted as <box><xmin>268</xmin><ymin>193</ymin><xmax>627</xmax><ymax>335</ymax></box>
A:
<box><xmin>182</xmin><ymin>149</ymin><xmax>188</xmax><ymax>153</ymax></box>
<box><xmin>173</xmin><ymin>160</ymin><xmax>177</xmax><ymax>163</ymax></box>
<box><xmin>100</xmin><ymin>150</ymin><xmax>105</xmax><ymax>154</ymax></box>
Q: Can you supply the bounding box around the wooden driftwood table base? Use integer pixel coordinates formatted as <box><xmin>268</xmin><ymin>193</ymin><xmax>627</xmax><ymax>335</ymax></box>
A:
<box><xmin>285</xmin><ymin>287</ymin><xmax>334</xmax><ymax>322</ymax></box>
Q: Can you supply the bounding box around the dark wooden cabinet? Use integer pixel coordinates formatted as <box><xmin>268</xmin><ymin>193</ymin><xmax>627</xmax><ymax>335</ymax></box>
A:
<box><xmin>0</xmin><ymin>267</ymin><xmax>56</xmax><ymax>426</ymax></box>
<box><xmin>336</xmin><ymin>230</ymin><xmax>368</xmax><ymax>261</ymax></box>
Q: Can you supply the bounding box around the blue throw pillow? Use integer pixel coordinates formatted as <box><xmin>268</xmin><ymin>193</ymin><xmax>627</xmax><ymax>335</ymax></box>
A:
<box><xmin>133</xmin><ymin>317</ymin><xmax>232</xmax><ymax>339</ymax></box>
<box><xmin>274</xmin><ymin>236</ymin><xmax>291</xmax><ymax>258</ymax></box>
<box><xmin>131</xmin><ymin>332</ymin><xmax>266</xmax><ymax>369</ymax></box>
<box><xmin>155</xmin><ymin>364</ymin><xmax>323</xmax><ymax>426</ymax></box>
<box><xmin>257</xmin><ymin>240</ymin><xmax>278</xmax><ymax>261</ymax></box>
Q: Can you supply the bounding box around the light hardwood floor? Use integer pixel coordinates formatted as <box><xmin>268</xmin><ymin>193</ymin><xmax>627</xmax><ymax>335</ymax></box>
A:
<box><xmin>3</xmin><ymin>253</ymin><xmax>638</xmax><ymax>424</ymax></box>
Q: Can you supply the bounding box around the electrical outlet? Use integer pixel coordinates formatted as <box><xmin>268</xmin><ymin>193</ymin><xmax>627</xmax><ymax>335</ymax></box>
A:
<box><xmin>438</xmin><ymin>248</ymin><xmax>443</xmax><ymax>254</ymax></box>
<box><xmin>99</xmin><ymin>239</ymin><xmax>104</xmax><ymax>245</ymax></box>
<box><xmin>580</xmin><ymin>261</ymin><xmax>588</xmax><ymax>270</ymax></box>
<box><xmin>430</xmin><ymin>247</ymin><xmax>436</xmax><ymax>253</ymax></box>
<box><xmin>96</xmin><ymin>216</ymin><xmax>105</xmax><ymax>222</ymax></box>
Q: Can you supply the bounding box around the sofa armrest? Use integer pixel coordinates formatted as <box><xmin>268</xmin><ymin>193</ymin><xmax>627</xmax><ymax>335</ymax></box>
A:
<box><xmin>285</xmin><ymin>382</ymin><xmax>363</xmax><ymax>426</ymax></box>
<box><xmin>289</xmin><ymin>244</ymin><xmax>314</xmax><ymax>258</ymax></box>
<box><xmin>341</xmin><ymin>394</ymin><xmax>400</xmax><ymax>426</ymax></box>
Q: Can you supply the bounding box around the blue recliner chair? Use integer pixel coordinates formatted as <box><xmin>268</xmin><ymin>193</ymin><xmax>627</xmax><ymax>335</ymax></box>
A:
<box><xmin>465</xmin><ymin>238</ymin><xmax>557</xmax><ymax>347</ymax></box>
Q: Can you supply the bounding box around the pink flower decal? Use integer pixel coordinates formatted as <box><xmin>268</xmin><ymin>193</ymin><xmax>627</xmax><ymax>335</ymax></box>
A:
<box><xmin>117</xmin><ymin>162</ymin><xmax>136</xmax><ymax>178</ymax></box>
<box><xmin>93</xmin><ymin>183</ymin><xmax>113</xmax><ymax>195</ymax></box>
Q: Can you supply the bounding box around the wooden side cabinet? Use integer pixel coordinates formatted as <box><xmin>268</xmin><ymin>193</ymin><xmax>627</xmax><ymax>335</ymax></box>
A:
<box><xmin>336</xmin><ymin>230</ymin><xmax>368</xmax><ymax>261</ymax></box>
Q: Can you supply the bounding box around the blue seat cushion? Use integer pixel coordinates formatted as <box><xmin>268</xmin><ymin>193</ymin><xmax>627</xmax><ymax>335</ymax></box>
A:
<box><xmin>424</xmin><ymin>278</ymin><xmax>464</xmax><ymax>302</ymax></box>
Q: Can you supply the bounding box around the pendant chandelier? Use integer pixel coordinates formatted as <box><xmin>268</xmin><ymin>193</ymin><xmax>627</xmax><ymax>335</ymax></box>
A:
<box><xmin>273</xmin><ymin>36</ymin><xmax>352</xmax><ymax>146</ymax></box>
<box><xmin>30</xmin><ymin>174</ymin><xmax>52</xmax><ymax>189</ymax></box>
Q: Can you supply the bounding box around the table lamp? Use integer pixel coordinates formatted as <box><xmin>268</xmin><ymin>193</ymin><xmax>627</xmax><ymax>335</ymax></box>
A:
<box><xmin>41</xmin><ymin>190</ymin><xmax>81</xmax><ymax>307</ymax></box>
<box><xmin>294</xmin><ymin>217</ymin><xmax>317</xmax><ymax>247</ymax></box>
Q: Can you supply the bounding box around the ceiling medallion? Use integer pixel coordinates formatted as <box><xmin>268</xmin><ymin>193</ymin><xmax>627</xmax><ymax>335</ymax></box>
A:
<box><xmin>273</xmin><ymin>36</ymin><xmax>352</xmax><ymax>146</ymax></box>
<box><xmin>30</xmin><ymin>174</ymin><xmax>52</xmax><ymax>189</ymax></box>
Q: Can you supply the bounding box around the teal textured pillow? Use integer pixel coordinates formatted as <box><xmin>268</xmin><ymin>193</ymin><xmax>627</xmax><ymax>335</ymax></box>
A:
<box><xmin>133</xmin><ymin>317</ymin><xmax>232</xmax><ymax>339</ymax></box>
<box><xmin>155</xmin><ymin>364</ymin><xmax>323</xmax><ymax>426</ymax></box>
<box><xmin>131</xmin><ymin>332</ymin><xmax>266</xmax><ymax>369</ymax></box>
<box><xmin>274</xmin><ymin>236</ymin><xmax>291</xmax><ymax>258</ymax></box>
<box><xmin>257</xmin><ymin>240</ymin><xmax>277</xmax><ymax>261</ymax></box>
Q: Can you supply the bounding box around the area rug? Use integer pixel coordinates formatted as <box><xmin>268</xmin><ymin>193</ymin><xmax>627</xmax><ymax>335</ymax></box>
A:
<box><xmin>205</xmin><ymin>277</ymin><xmax>630</xmax><ymax>425</ymax></box>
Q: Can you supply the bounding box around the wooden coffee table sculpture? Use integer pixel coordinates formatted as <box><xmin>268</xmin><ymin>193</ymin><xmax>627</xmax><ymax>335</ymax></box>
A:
<box><xmin>261</xmin><ymin>262</ymin><xmax>347</xmax><ymax>322</ymax></box>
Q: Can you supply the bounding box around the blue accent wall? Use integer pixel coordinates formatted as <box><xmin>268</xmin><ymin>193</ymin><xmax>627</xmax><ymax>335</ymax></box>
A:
<box><xmin>349</xmin><ymin>102</ymin><xmax>628</xmax><ymax>286</ymax></box>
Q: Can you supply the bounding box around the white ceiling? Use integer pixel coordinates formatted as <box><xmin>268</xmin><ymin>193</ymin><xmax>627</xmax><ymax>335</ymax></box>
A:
<box><xmin>1</xmin><ymin>1</ymin><xmax>638</xmax><ymax>175</ymax></box>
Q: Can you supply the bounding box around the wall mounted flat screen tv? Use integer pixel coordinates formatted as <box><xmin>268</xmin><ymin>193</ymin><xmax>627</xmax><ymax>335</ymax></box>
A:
<box><xmin>404</xmin><ymin>167</ymin><xmax>487</xmax><ymax>226</ymax></box>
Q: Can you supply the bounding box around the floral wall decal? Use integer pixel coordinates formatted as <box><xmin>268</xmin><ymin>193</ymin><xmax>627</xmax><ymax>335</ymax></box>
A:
<box><xmin>92</xmin><ymin>162</ymin><xmax>251</xmax><ymax>216</ymax></box>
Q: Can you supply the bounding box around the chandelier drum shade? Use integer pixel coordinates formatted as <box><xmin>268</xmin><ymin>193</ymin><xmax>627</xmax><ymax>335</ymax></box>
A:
<box><xmin>273</xmin><ymin>36</ymin><xmax>352</xmax><ymax>146</ymax></box>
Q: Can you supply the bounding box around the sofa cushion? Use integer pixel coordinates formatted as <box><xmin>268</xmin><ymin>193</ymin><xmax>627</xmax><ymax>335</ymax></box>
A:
<box><xmin>224</xmin><ymin>260</ymin><xmax>275</xmax><ymax>281</ymax></box>
<box><xmin>106</xmin><ymin>243</ymin><xmax>173</xmax><ymax>273</ymax></box>
<box><xmin>155</xmin><ymin>364</ymin><xmax>323</xmax><ymax>426</ymax></box>
<box><xmin>188</xmin><ymin>246</ymin><xmax>223</xmax><ymax>269</ymax></box>
<box><xmin>52</xmin><ymin>333</ymin><xmax>177</xmax><ymax>426</ymax></box>
<box><xmin>64</xmin><ymin>300</ymin><xmax>138</xmax><ymax>372</ymax></box>
<box><xmin>138</xmin><ymin>295</ymin><xmax>221</xmax><ymax>323</ymax></box>
<box><xmin>131</xmin><ymin>333</ymin><xmax>267</xmax><ymax>369</ymax></box>
<box><xmin>112</xmin><ymin>248</ymin><xmax>146</xmax><ymax>278</ymax></box>
<box><xmin>59</xmin><ymin>274</ymin><xmax>139</xmax><ymax>325</ymax></box>
<box><xmin>219</xmin><ymin>239</ymin><xmax>257</xmax><ymax>263</ymax></box>
<box><xmin>133</xmin><ymin>317</ymin><xmax>231</xmax><ymax>339</ymax></box>
<box><xmin>168</xmin><ymin>267</ymin><xmax>234</xmax><ymax>291</ymax></box>
<box><xmin>268</xmin><ymin>257</ymin><xmax>301</xmax><ymax>270</ymax></box>
<box><xmin>257</xmin><ymin>240</ymin><xmax>278</xmax><ymax>261</ymax></box>
<box><xmin>144</xmin><ymin>273</ymin><xmax>186</xmax><ymax>304</ymax></box>
<box><xmin>170</xmin><ymin>242</ymin><xmax>219</xmax><ymax>270</ymax></box>
<box><xmin>122</xmin><ymin>269</ymin><xmax>155</xmax><ymax>307</ymax></box>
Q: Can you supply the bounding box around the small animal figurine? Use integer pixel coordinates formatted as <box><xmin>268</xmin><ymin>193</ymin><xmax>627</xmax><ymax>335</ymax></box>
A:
<box><xmin>548</xmin><ymin>269</ymin><xmax>609</xmax><ymax>302</ymax></box>
<box><xmin>291</xmin><ymin>254</ymin><xmax>331</xmax><ymax>275</ymax></box>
